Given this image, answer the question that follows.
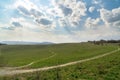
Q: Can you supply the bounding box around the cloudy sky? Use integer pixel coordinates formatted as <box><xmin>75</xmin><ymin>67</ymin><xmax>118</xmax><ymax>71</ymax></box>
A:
<box><xmin>0</xmin><ymin>0</ymin><xmax>120</xmax><ymax>43</ymax></box>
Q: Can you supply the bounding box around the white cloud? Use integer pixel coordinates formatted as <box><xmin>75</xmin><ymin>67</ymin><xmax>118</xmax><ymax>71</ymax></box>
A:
<box><xmin>52</xmin><ymin>0</ymin><xmax>87</xmax><ymax>27</ymax></box>
<box><xmin>10</xmin><ymin>17</ymin><xmax>39</xmax><ymax>31</ymax></box>
<box><xmin>14</xmin><ymin>0</ymin><xmax>87</xmax><ymax>29</ymax></box>
<box><xmin>14</xmin><ymin>0</ymin><xmax>38</xmax><ymax>10</ymax></box>
<box><xmin>92</xmin><ymin>0</ymin><xmax>104</xmax><ymax>8</ymax></box>
<box><xmin>1</xmin><ymin>0</ymin><xmax>120</xmax><ymax>42</ymax></box>
<box><xmin>0</xmin><ymin>27</ymin><xmax>77</xmax><ymax>43</ymax></box>
<box><xmin>85</xmin><ymin>17</ymin><xmax>101</xmax><ymax>29</ymax></box>
<box><xmin>15</xmin><ymin>0</ymin><xmax>45</xmax><ymax>18</ymax></box>
<box><xmin>100</xmin><ymin>7</ymin><xmax>120</xmax><ymax>28</ymax></box>
<box><xmin>89</xmin><ymin>6</ymin><xmax>95</xmax><ymax>13</ymax></box>
<box><xmin>13</xmin><ymin>0</ymin><xmax>57</xmax><ymax>30</ymax></box>
<box><xmin>73</xmin><ymin>26</ymin><xmax>120</xmax><ymax>41</ymax></box>
<box><xmin>92</xmin><ymin>0</ymin><xmax>101</xmax><ymax>4</ymax></box>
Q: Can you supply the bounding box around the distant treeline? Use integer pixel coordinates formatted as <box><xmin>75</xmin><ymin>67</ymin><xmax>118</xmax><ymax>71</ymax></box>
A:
<box><xmin>88</xmin><ymin>40</ymin><xmax>120</xmax><ymax>45</ymax></box>
<box><xmin>88</xmin><ymin>40</ymin><xmax>120</xmax><ymax>43</ymax></box>
<box><xmin>0</xmin><ymin>43</ymin><xmax>6</xmax><ymax>45</ymax></box>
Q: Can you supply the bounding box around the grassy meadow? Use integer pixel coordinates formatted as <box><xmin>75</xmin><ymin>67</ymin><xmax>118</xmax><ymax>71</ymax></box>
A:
<box><xmin>0</xmin><ymin>43</ymin><xmax>118</xmax><ymax>68</ymax></box>
<box><xmin>0</xmin><ymin>43</ymin><xmax>120</xmax><ymax>80</ymax></box>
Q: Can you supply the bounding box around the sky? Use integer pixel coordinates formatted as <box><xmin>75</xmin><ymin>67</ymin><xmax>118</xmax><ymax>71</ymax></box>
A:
<box><xmin>0</xmin><ymin>0</ymin><xmax>120</xmax><ymax>43</ymax></box>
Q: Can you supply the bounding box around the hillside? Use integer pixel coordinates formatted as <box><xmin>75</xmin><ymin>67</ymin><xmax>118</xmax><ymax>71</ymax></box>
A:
<box><xmin>0</xmin><ymin>41</ymin><xmax>54</xmax><ymax>45</ymax></box>
<box><xmin>0</xmin><ymin>42</ymin><xmax>119</xmax><ymax>80</ymax></box>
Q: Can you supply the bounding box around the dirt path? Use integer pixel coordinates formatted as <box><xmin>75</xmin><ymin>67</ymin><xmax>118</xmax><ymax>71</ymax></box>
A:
<box><xmin>2</xmin><ymin>53</ymin><xmax>57</xmax><ymax>70</ymax></box>
<box><xmin>0</xmin><ymin>48</ymin><xmax>119</xmax><ymax>76</ymax></box>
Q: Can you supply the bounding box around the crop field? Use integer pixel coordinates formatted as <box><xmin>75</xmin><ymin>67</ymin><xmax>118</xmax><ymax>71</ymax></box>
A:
<box><xmin>0</xmin><ymin>43</ymin><xmax>120</xmax><ymax>80</ymax></box>
<box><xmin>0</xmin><ymin>43</ymin><xmax>118</xmax><ymax>68</ymax></box>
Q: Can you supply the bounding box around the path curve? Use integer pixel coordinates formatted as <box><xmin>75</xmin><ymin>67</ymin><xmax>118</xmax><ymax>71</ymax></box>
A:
<box><xmin>2</xmin><ymin>53</ymin><xmax>56</xmax><ymax>70</ymax></box>
<box><xmin>0</xmin><ymin>48</ymin><xmax>120</xmax><ymax>76</ymax></box>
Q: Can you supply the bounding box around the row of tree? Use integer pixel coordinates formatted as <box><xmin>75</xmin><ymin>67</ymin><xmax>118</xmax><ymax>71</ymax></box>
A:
<box><xmin>88</xmin><ymin>40</ymin><xmax>120</xmax><ymax>45</ymax></box>
<box><xmin>0</xmin><ymin>43</ymin><xmax>6</xmax><ymax>45</ymax></box>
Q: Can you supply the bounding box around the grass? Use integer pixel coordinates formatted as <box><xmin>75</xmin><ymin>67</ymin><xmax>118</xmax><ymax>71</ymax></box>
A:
<box><xmin>0</xmin><ymin>43</ymin><xmax>120</xmax><ymax>80</ymax></box>
<box><xmin>0</xmin><ymin>43</ymin><xmax>118</xmax><ymax>68</ymax></box>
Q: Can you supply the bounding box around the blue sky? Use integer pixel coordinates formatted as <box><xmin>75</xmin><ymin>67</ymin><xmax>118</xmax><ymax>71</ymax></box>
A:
<box><xmin>0</xmin><ymin>0</ymin><xmax>120</xmax><ymax>43</ymax></box>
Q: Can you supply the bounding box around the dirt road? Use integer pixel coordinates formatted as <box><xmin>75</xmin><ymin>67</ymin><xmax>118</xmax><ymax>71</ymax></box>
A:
<box><xmin>0</xmin><ymin>48</ymin><xmax>119</xmax><ymax>76</ymax></box>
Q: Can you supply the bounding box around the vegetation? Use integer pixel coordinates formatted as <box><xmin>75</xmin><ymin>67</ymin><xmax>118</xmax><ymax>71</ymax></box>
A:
<box><xmin>0</xmin><ymin>56</ymin><xmax>7</xmax><ymax>67</ymax></box>
<box><xmin>0</xmin><ymin>45</ymin><xmax>7</xmax><ymax>67</ymax></box>
<box><xmin>0</xmin><ymin>42</ymin><xmax>118</xmax><ymax>68</ymax></box>
<box><xmin>0</xmin><ymin>43</ymin><xmax>6</xmax><ymax>45</ymax></box>
<box><xmin>88</xmin><ymin>39</ymin><xmax>120</xmax><ymax>45</ymax></box>
<box><xmin>0</xmin><ymin>42</ymin><xmax>120</xmax><ymax>80</ymax></box>
<box><xmin>0</xmin><ymin>44</ymin><xmax>120</xmax><ymax>80</ymax></box>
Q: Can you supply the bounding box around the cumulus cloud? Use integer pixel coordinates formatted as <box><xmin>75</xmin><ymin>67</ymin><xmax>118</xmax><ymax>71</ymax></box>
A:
<box><xmin>0</xmin><ymin>27</ymin><xmax>15</xmax><ymax>30</ymax></box>
<box><xmin>0</xmin><ymin>18</ymin><xmax>23</xmax><ymax>31</ymax></box>
<box><xmin>14</xmin><ymin>0</ymin><xmax>38</xmax><ymax>10</ymax></box>
<box><xmin>1</xmin><ymin>0</ymin><xmax>120</xmax><ymax>42</ymax></box>
<box><xmin>52</xmin><ymin>0</ymin><xmax>87</xmax><ymax>27</ymax></box>
<box><xmin>35</xmin><ymin>18</ymin><xmax>52</xmax><ymax>25</ymax></box>
<box><xmin>2</xmin><ymin>22</ymin><xmax>22</xmax><ymax>30</ymax></box>
<box><xmin>59</xmin><ymin>5</ymin><xmax>73</xmax><ymax>16</ymax></box>
<box><xmin>58</xmin><ymin>19</ymin><xmax>67</xmax><ymax>27</ymax></box>
<box><xmin>17</xmin><ymin>6</ymin><xmax>31</xmax><ymax>16</ymax></box>
<box><xmin>11</xmin><ymin>17</ymin><xmax>50</xmax><ymax>31</ymax></box>
<box><xmin>12</xmin><ymin>22</ymin><xmax>22</xmax><ymax>27</ymax></box>
<box><xmin>89</xmin><ymin>6</ymin><xmax>95</xmax><ymax>13</ymax></box>
<box><xmin>73</xmin><ymin>27</ymin><xmax>120</xmax><ymax>41</ymax></box>
<box><xmin>100</xmin><ymin>7</ymin><xmax>120</xmax><ymax>28</ymax></box>
<box><xmin>14</xmin><ymin>0</ymin><xmax>88</xmax><ymax>30</ymax></box>
<box><xmin>14</xmin><ymin>0</ymin><xmax>56</xmax><ymax>30</ymax></box>
<box><xmin>15</xmin><ymin>0</ymin><xmax>87</xmax><ymax>30</ymax></box>
<box><xmin>85</xmin><ymin>17</ymin><xmax>101</xmax><ymax>29</ymax></box>
<box><xmin>17</xmin><ymin>2</ymin><xmax>44</xmax><ymax>18</ymax></box>
<box><xmin>30</xmin><ymin>9</ymin><xmax>44</xmax><ymax>17</ymax></box>
<box><xmin>113</xmin><ymin>21</ymin><xmax>120</xmax><ymax>28</ymax></box>
<box><xmin>92</xmin><ymin>0</ymin><xmax>104</xmax><ymax>8</ymax></box>
<box><xmin>92</xmin><ymin>0</ymin><xmax>101</xmax><ymax>4</ymax></box>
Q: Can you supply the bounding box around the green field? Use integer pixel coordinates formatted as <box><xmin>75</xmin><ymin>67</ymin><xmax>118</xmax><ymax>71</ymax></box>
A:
<box><xmin>0</xmin><ymin>43</ymin><xmax>118</xmax><ymax>68</ymax></box>
<box><xmin>0</xmin><ymin>43</ymin><xmax>120</xmax><ymax>80</ymax></box>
